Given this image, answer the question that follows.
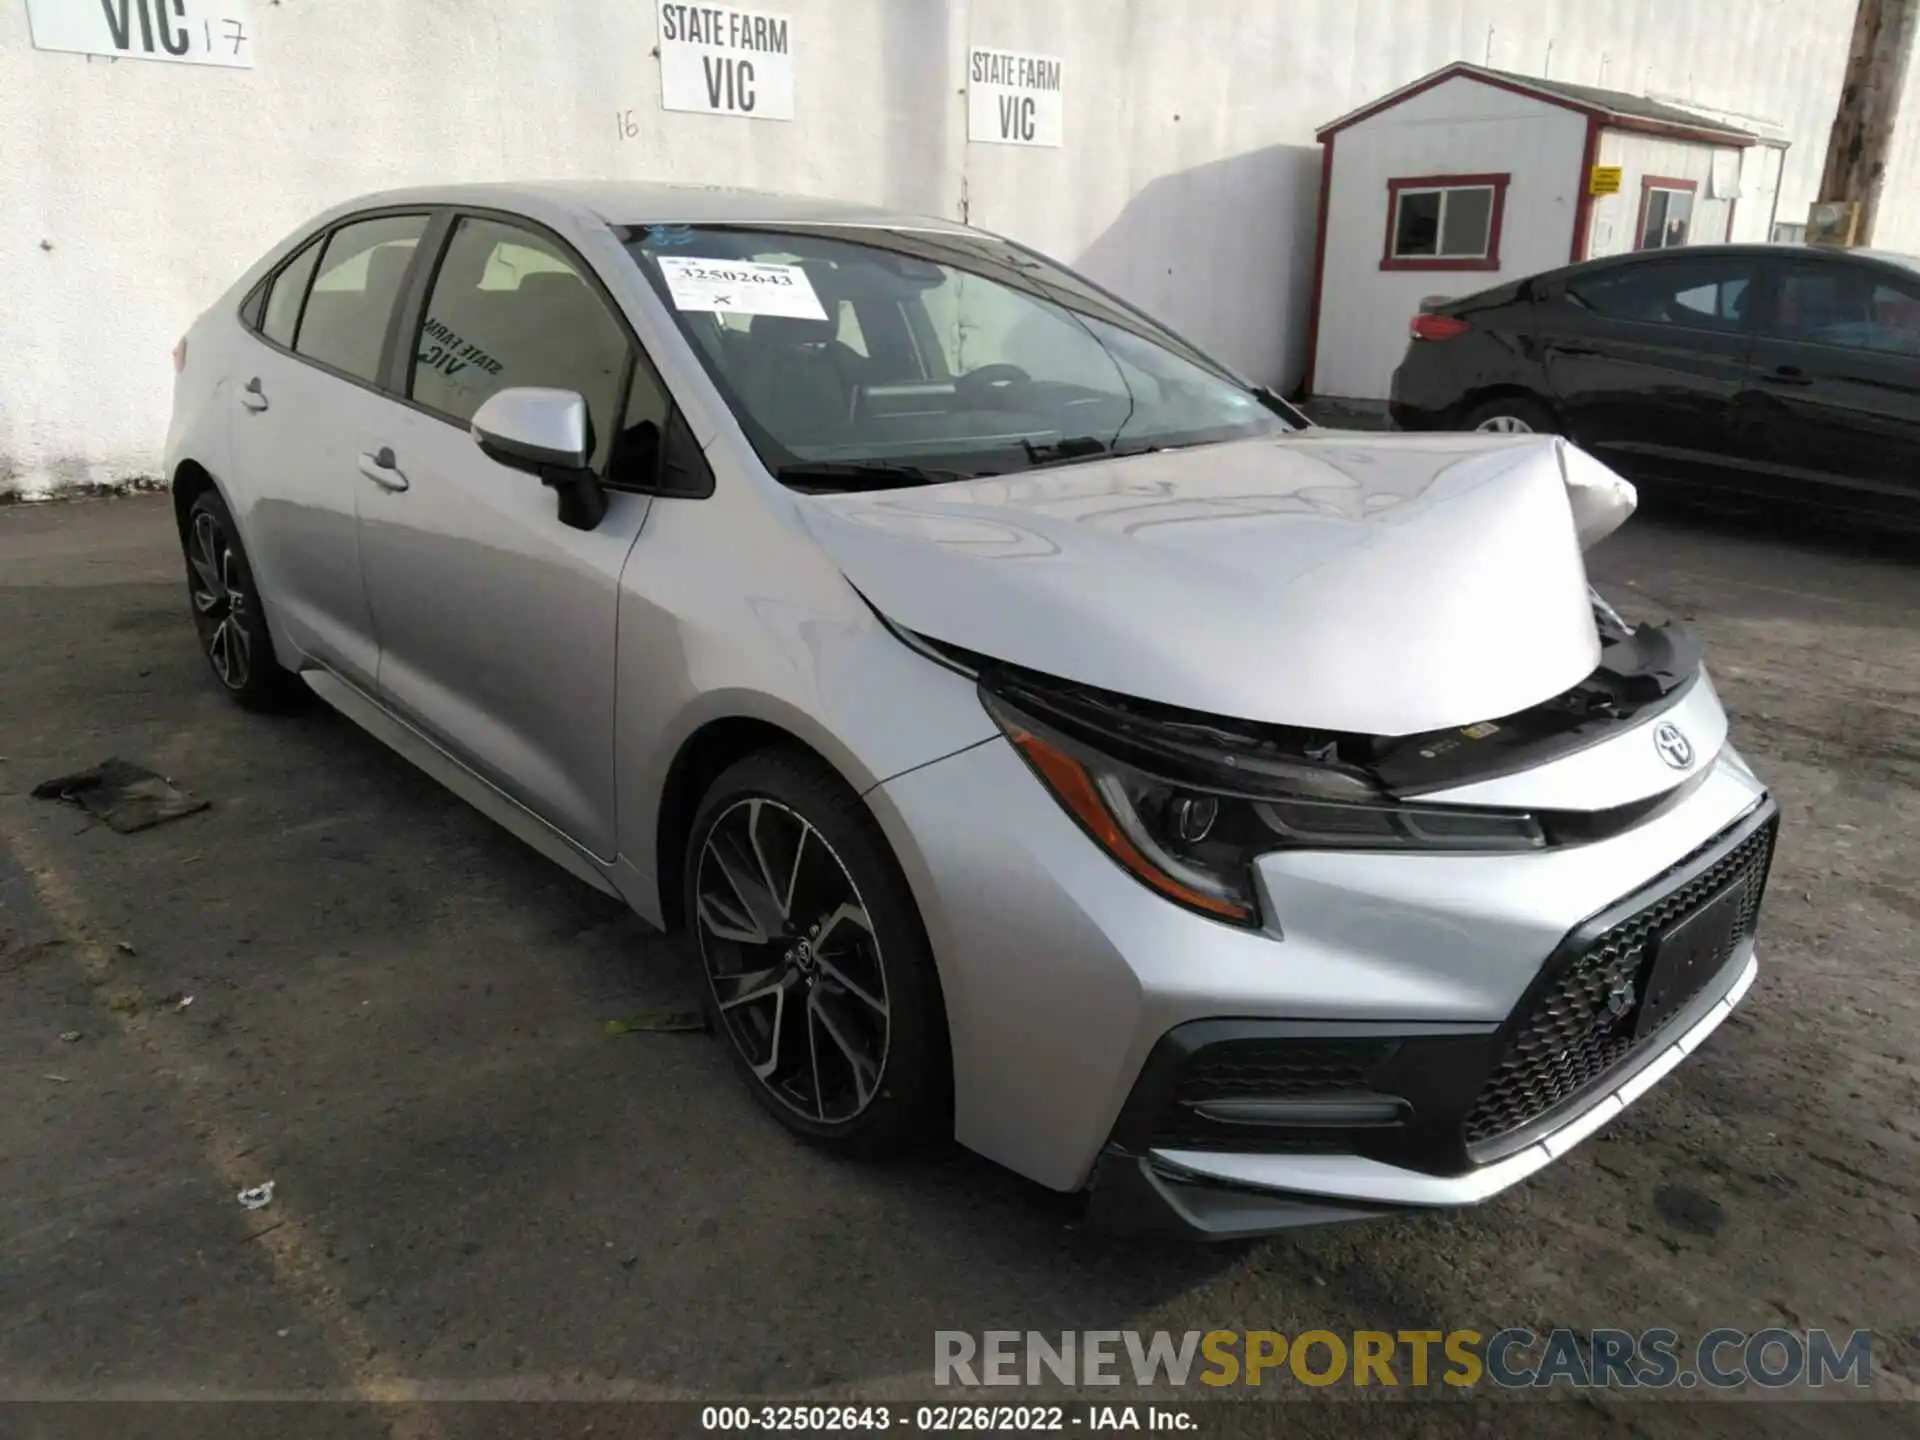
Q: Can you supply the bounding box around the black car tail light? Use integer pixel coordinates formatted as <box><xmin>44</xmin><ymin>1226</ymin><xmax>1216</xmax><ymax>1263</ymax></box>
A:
<box><xmin>1410</xmin><ymin>313</ymin><xmax>1473</xmax><ymax>341</ymax></box>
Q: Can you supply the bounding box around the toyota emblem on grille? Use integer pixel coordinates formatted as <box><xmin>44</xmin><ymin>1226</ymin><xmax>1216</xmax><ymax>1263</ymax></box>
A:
<box><xmin>1604</xmin><ymin>977</ymin><xmax>1637</xmax><ymax>1020</ymax></box>
<box><xmin>1653</xmin><ymin>722</ymin><xmax>1694</xmax><ymax>770</ymax></box>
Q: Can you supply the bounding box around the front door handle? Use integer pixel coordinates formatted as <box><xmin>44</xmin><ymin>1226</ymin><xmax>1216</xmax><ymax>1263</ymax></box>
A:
<box><xmin>240</xmin><ymin>377</ymin><xmax>269</xmax><ymax>412</ymax></box>
<box><xmin>1758</xmin><ymin>365</ymin><xmax>1813</xmax><ymax>387</ymax></box>
<box><xmin>357</xmin><ymin>446</ymin><xmax>409</xmax><ymax>492</ymax></box>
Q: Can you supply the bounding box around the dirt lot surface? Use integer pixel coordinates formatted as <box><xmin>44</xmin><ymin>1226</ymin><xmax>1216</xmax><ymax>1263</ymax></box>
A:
<box><xmin>1</xmin><ymin>493</ymin><xmax>1916</xmax><ymax>1439</ymax></box>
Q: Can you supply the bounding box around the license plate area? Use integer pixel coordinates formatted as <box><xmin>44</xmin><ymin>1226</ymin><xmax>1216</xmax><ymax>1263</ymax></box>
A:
<box><xmin>1634</xmin><ymin>881</ymin><xmax>1745</xmax><ymax>1041</ymax></box>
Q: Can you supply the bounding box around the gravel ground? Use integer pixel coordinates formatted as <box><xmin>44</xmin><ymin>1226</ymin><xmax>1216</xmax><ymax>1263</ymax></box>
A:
<box><xmin>0</xmin><ymin>493</ymin><xmax>1915</xmax><ymax>1439</ymax></box>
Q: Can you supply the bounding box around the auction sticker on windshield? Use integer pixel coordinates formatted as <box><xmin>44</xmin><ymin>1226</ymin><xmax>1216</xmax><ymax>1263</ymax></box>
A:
<box><xmin>656</xmin><ymin>257</ymin><xmax>827</xmax><ymax>320</ymax></box>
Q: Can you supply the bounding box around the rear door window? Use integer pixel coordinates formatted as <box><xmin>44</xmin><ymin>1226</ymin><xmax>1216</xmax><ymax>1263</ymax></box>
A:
<box><xmin>407</xmin><ymin>215</ymin><xmax>634</xmax><ymax>470</ymax></box>
<box><xmin>293</xmin><ymin>214</ymin><xmax>429</xmax><ymax>384</ymax></box>
<box><xmin>1566</xmin><ymin>257</ymin><xmax>1754</xmax><ymax>332</ymax></box>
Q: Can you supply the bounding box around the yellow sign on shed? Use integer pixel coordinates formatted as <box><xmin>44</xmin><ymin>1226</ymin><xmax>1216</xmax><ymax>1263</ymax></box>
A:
<box><xmin>1590</xmin><ymin>165</ymin><xmax>1623</xmax><ymax>196</ymax></box>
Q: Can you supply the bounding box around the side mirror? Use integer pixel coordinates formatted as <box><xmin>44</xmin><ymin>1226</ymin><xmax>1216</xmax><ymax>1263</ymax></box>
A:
<box><xmin>470</xmin><ymin>387</ymin><xmax>606</xmax><ymax>531</ymax></box>
<box><xmin>471</xmin><ymin>387</ymin><xmax>591</xmax><ymax>472</ymax></box>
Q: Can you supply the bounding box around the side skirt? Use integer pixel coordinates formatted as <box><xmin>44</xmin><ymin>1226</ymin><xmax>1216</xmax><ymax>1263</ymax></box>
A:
<box><xmin>301</xmin><ymin>668</ymin><xmax>623</xmax><ymax>900</ymax></box>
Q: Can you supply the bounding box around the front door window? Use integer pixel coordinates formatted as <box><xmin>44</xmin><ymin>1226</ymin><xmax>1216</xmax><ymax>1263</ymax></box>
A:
<box><xmin>407</xmin><ymin>216</ymin><xmax>633</xmax><ymax>471</ymax></box>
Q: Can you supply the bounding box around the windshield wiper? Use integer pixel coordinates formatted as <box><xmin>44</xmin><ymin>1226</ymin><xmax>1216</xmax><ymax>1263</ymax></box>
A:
<box><xmin>1252</xmin><ymin>385</ymin><xmax>1313</xmax><ymax>428</ymax></box>
<box><xmin>776</xmin><ymin>460</ymin><xmax>969</xmax><ymax>493</ymax></box>
<box><xmin>1019</xmin><ymin>435</ymin><xmax>1112</xmax><ymax>467</ymax></box>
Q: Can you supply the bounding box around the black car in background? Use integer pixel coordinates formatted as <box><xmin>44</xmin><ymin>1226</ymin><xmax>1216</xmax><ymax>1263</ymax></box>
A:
<box><xmin>1389</xmin><ymin>244</ymin><xmax>1920</xmax><ymax>523</ymax></box>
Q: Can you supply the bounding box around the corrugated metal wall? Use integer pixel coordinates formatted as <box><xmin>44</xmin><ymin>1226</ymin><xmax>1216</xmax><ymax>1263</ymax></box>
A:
<box><xmin>1868</xmin><ymin>30</ymin><xmax>1920</xmax><ymax>253</ymax></box>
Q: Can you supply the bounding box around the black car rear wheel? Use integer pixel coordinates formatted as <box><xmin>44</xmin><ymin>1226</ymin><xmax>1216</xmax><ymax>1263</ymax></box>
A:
<box><xmin>1462</xmin><ymin>396</ymin><xmax>1557</xmax><ymax>435</ymax></box>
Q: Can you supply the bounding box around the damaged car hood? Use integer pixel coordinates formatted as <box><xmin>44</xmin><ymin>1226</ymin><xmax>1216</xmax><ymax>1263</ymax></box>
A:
<box><xmin>801</xmin><ymin>432</ymin><xmax>1636</xmax><ymax>736</ymax></box>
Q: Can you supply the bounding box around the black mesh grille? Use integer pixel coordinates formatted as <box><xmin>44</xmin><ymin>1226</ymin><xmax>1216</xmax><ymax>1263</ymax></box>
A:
<box><xmin>1462</xmin><ymin>815</ymin><xmax>1776</xmax><ymax>1147</ymax></box>
<box><xmin>1173</xmin><ymin>1039</ymin><xmax>1397</xmax><ymax>1104</ymax></box>
<box><xmin>1150</xmin><ymin>1039</ymin><xmax>1399</xmax><ymax>1152</ymax></box>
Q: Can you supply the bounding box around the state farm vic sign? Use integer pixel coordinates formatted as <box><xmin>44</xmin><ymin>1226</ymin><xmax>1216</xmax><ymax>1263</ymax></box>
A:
<box><xmin>967</xmin><ymin>47</ymin><xmax>1065</xmax><ymax>147</ymax></box>
<box><xmin>657</xmin><ymin>1</ymin><xmax>794</xmax><ymax>120</ymax></box>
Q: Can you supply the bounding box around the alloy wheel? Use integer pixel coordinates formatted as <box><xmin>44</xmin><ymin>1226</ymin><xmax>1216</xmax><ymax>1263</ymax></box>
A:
<box><xmin>1475</xmin><ymin>414</ymin><xmax>1535</xmax><ymax>434</ymax></box>
<box><xmin>693</xmin><ymin>797</ymin><xmax>890</xmax><ymax>1124</ymax></box>
<box><xmin>187</xmin><ymin>510</ymin><xmax>253</xmax><ymax>689</ymax></box>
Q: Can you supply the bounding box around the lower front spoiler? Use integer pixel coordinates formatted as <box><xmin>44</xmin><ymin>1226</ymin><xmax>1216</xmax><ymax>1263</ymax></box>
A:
<box><xmin>1087</xmin><ymin>948</ymin><xmax>1759</xmax><ymax>1241</ymax></box>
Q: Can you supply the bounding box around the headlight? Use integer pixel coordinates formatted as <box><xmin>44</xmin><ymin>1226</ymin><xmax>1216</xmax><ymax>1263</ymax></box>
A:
<box><xmin>981</xmin><ymin>688</ymin><xmax>1544</xmax><ymax>929</ymax></box>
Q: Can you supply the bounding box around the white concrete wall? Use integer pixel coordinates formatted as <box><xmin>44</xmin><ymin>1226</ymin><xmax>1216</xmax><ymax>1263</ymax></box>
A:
<box><xmin>1314</xmin><ymin>77</ymin><xmax>1586</xmax><ymax>402</ymax></box>
<box><xmin>0</xmin><ymin>0</ymin><xmax>1872</xmax><ymax>496</ymax></box>
<box><xmin>1583</xmin><ymin>131</ymin><xmax>1740</xmax><ymax>258</ymax></box>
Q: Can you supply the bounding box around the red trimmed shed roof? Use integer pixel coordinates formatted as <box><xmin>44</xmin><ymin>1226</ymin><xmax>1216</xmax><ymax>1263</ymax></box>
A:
<box><xmin>1316</xmin><ymin>62</ymin><xmax>1758</xmax><ymax>148</ymax></box>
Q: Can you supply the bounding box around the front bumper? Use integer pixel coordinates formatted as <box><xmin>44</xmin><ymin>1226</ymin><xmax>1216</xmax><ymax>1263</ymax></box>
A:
<box><xmin>1089</xmin><ymin>943</ymin><xmax>1759</xmax><ymax>1239</ymax></box>
<box><xmin>1083</xmin><ymin>794</ymin><xmax>1775</xmax><ymax>1239</ymax></box>
<box><xmin>867</xmin><ymin>705</ymin><xmax>1774</xmax><ymax>1206</ymax></box>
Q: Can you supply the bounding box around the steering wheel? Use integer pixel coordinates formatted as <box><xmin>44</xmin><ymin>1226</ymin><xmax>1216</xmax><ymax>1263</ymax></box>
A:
<box><xmin>954</xmin><ymin>363</ymin><xmax>1031</xmax><ymax>405</ymax></box>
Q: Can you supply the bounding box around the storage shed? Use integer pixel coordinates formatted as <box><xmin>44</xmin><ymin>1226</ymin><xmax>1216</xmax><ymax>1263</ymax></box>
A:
<box><xmin>1305</xmin><ymin>62</ymin><xmax>1758</xmax><ymax>403</ymax></box>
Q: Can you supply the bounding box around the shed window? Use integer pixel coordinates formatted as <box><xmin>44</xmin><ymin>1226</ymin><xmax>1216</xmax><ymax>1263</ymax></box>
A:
<box><xmin>1382</xmin><ymin>174</ymin><xmax>1508</xmax><ymax>272</ymax></box>
<box><xmin>1637</xmin><ymin>178</ymin><xmax>1698</xmax><ymax>251</ymax></box>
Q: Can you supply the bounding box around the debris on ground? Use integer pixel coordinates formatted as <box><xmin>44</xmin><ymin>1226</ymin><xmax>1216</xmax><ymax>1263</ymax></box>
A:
<box><xmin>44</xmin><ymin>1074</ymin><xmax>69</xmax><ymax>1084</ymax></box>
<box><xmin>58</xmin><ymin>1031</ymin><xmax>81</xmax><ymax>1043</ymax></box>
<box><xmin>116</xmin><ymin>940</ymin><xmax>136</xmax><ymax>956</ymax></box>
<box><xmin>1654</xmin><ymin>1182</ymin><xmax>1727</xmax><ymax>1237</ymax></box>
<box><xmin>605</xmin><ymin>1008</ymin><xmax>706</xmax><ymax>1036</ymax></box>
<box><xmin>237</xmin><ymin>1181</ymin><xmax>275</xmax><ymax>1211</ymax></box>
<box><xmin>30</xmin><ymin>758</ymin><xmax>210</xmax><ymax>834</ymax></box>
<box><xmin>176</xmin><ymin>995</ymin><xmax>194</xmax><ymax>1011</ymax></box>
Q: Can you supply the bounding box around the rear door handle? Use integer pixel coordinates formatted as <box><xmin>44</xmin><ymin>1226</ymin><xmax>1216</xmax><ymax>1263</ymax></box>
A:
<box><xmin>240</xmin><ymin>377</ymin><xmax>269</xmax><ymax>412</ymax></box>
<box><xmin>1758</xmin><ymin>365</ymin><xmax>1812</xmax><ymax>386</ymax></box>
<box><xmin>357</xmin><ymin>446</ymin><xmax>409</xmax><ymax>492</ymax></box>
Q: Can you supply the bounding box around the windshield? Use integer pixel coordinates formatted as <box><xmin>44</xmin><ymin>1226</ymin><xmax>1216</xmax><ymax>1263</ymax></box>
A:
<box><xmin>621</xmin><ymin>223</ymin><xmax>1295</xmax><ymax>487</ymax></box>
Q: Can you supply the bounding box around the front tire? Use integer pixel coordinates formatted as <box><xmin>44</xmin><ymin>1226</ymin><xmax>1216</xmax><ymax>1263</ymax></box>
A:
<box><xmin>181</xmin><ymin>489</ymin><xmax>301</xmax><ymax>709</ymax></box>
<box><xmin>684</xmin><ymin>746</ymin><xmax>951</xmax><ymax>1158</ymax></box>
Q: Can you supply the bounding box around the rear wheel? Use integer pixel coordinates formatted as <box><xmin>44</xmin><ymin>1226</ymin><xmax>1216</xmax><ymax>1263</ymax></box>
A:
<box><xmin>685</xmin><ymin>746</ymin><xmax>950</xmax><ymax>1158</ymax></box>
<box><xmin>1461</xmin><ymin>395</ymin><xmax>1558</xmax><ymax>435</ymax></box>
<box><xmin>181</xmin><ymin>489</ymin><xmax>301</xmax><ymax>709</ymax></box>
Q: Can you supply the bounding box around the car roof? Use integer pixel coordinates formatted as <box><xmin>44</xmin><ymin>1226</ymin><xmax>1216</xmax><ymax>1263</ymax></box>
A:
<box><xmin>324</xmin><ymin>180</ymin><xmax>971</xmax><ymax>232</ymax></box>
<box><xmin>1545</xmin><ymin>243</ymin><xmax>1920</xmax><ymax>283</ymax></box>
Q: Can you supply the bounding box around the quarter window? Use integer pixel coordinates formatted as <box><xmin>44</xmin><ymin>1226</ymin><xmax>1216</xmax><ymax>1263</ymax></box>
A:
<box><xmin>409</xmin><ymin>217</ymin><xmax>632</xmax><ymax>471</ymax></box>
<box><xmin>1637</xmin><ymin>179</ymin><xmax>1697</xmax><ymax>251</ymax></box>
<box><xmin>1383</xmin><ymin>174</ymin><xmax>1508</xmax><ymax>270</ymax></box>
<box><xmin>1765</xmin><ymin>265</ymin><xmax>1920</xmax><ymax>355</ymax></box>
<box><xmin>261</xmin><ymin>237</ymin><xmax>323</xmax><ymax>349</ymax></box>
<box><xmin>293</xmin><ymin>214</ymin><xmax>428</xmax><ymax>384</ymax></box>
<box><xmin>610</xmin><ymin>362</ymin><xmax>705</xmax><ymax>494</ymax></box>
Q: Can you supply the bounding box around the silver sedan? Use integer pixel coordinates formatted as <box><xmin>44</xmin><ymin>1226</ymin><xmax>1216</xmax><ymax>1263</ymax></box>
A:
<box><xmin>164</xmin><ymin>183</ymin><xmax>1776</xmax><ymax>1238</ymax></box>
